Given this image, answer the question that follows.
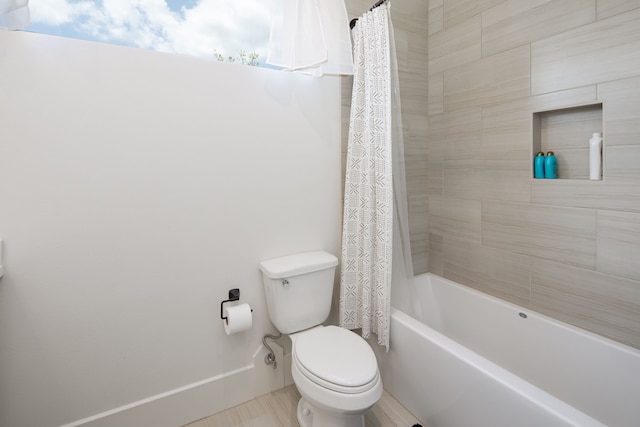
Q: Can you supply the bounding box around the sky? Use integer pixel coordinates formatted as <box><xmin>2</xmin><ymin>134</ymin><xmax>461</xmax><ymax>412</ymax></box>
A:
<box><xmin>25</xmin><ymin>0</ymin><xmax>273</xmax><ymax>63</ymax></box>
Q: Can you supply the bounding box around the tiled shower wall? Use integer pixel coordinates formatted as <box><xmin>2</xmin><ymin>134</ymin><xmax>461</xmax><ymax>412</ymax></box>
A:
<box><xmin>426</xmin><ymin>0</ymin><xmax>640</xmax><ymax>350</ymax></box>
<box><xmin>345</xmin><ymin>0</ymin><xmax>640</xmax><ymax>350</ymax></box>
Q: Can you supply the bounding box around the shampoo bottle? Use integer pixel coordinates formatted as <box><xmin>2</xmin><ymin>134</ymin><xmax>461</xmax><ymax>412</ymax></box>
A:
<box><xmin>534</xmin><ymin>152</ymin><xmax>546</xmax><ymax>178</ymax></box>
<box><xmin>589</xmin><ymin>132</ymin><xmax>603</xmax><ymax>180</ymax></box>
<box><xmin>545</xmin><ymin>151</ymin><xmax>557</xmax><ymax>179</ymax></box>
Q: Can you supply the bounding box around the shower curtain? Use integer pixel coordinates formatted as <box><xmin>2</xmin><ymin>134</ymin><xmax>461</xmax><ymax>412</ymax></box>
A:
<box><xmin>340</xmin><ymin>1</ymin><xmax>413</xmax><ymax>350</ymax></box>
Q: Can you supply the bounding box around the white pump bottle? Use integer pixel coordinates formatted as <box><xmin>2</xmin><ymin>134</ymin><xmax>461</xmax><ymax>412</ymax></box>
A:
<box><xmin>589</xmin><ymin>132</ymin><xmax>602</xmax><ymax>181</ymax></box>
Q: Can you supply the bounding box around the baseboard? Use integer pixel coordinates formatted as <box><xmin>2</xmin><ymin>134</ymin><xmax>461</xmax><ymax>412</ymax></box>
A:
<box><xmin>60</xmin><ymin>344</ymin><xmax>285</xmax><ymax>427</ymax></box>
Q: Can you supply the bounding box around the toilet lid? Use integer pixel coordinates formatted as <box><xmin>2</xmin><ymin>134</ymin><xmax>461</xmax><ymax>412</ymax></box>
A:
<box><xmin>294</xmin><ymin>326</ymin><xmax>378</xmax><ymax>390</ymax></box>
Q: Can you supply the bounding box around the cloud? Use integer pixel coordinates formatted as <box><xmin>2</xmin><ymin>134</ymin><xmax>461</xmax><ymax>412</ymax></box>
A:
<box><xmin>28</xmin><ymin>0</ymin><xmax>272</xmax><ymax>61</ymax></box>
<box><xmin>29</xmin><ymin>0</ymin><xmax>95</xmax><ymax>26</ymax></box>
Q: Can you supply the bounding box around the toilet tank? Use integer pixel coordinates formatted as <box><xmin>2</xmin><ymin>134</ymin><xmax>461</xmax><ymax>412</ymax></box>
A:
<box><xmin>259</xmin><ymin>251</ymin><xmax>338</xmax><ymax>334</ymax></box>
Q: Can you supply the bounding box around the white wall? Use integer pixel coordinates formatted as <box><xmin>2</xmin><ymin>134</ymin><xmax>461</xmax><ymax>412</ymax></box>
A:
<box><xmin>0</xmin><ymin>30</ymin><xmax>343</xmax><ymax>427</ymax></box>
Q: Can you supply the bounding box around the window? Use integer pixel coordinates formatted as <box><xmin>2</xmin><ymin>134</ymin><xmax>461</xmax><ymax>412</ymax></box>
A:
<box><xmin>26</xmin><ymin>0</ymin><xmax>273</xmax><ymax>67</ymax></box>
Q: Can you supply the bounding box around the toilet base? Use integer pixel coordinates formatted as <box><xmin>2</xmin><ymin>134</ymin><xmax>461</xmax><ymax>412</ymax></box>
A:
<box><xmin>297</xmin><ymin>398</ymin><xmax>365</xmax><ymax>427</ymax></box>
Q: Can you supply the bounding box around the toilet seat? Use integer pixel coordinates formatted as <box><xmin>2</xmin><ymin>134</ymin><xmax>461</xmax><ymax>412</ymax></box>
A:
<box><xmin>293</xmin><ymin>326</ymin><xmax>379</xmax><ymax>394</ymax></box>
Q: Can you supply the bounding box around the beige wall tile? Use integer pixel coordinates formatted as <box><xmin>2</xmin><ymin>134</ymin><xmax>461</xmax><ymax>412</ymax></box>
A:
<box><xmin>413</xmin><ymin>256</ymin><xmax>429</xmax><ymax>275</ymax></box>
<box><xmin>482</xmin><ymin>0</ymin><xmax>547</xmax><ymax>27</ymax></box>
<box><xmin>482</xmin><ymin>100</ymin><xmax>533</xmax><ymax>158</ymax></box>
<box><xmin>481</xmin><ymin>124</ymin><xmax>531</xmax><ymax>159</ymax></box>
<box><xmin>429</xmin><ymin>0</ymin><xmax>444</xmax><ymax>35</ymax></box>
<box><xmin>443</xmin><ymin>158</ymin><xmax>485</xmax><ymax>199</ymax></box>
<box><xmin>597</xmin><ymin>0</ymin><xmax>640</xmax><ymax>20</ymax></box>
<box><xmin>430</xmin><ymin>232</ymin><xmax>443</xmax><ymax>252</ymax></box>
<box><xmin>429</xmin><ymin>196</ymin><xmax>482</xmax><ymax>242</ymax></box>
<box><xmin>408</xmin><ymin>193</ymin><xmax>429</xmax><ymax>233</ymax></box>
<box><xmin>482</xmin><ymin>118</ymin><xmax>532</xmax><ymax>160</ymax></box>
<box><xmin>429</xmin><ymin>106</ymin><xmax>482</xmax><ymax>158</ymax></box>
<box><xmin>427</xmin><ymin>152</ymin><xmax>444</xmax><ymax>195</ymax></box>
<box><xmin>394</xmin><ymin>27</ymin><xmax>411</xmax><ymax>74</ymax></box>
<box><xmin>428</xmin><ymin>252</ymin><xmax>444</xmax><ymax>276</ymax></box>
<box><xmin>605</xmin><ymin>145</ymin><xmax>640</xmax><ymax>179</ymax></box>
<box><xmin>528</xmin><ymin>85</ymin><xmax>599</xmax><ymax>112</ymax></box>
<box><xmin>429</xmin><ymin>15</ymin><xmax>481</xmax><ymax>75</ymax></box>
<box><xmin>482</xmin><ymin>200</ymin><xmax>595</xmax><ymax>234</ymax></box>
<box><xmin>443</xmin><ymin>237</ymin><xmax>531</xmax><ymax>306</ymax></box>
<box><xmin>392</xmin><ymin>5</ymin><xmax>429</xmax><ymax>37</ymax></box>
<box><xmin>393</xmin><ymin>0</ymin><xmax>430</xmax><ymax>15</ymax></box>
<box><xmin>411</xmin><ymin>241</ymin><xmax>430</xmax><ymax>275</ymax></box>
<box><xmin>532</xmin><ymin>178</ymin><xmax>640</xmax><ymax>212</ymax></box>
<box><xmin>407</xmin><ymin>55</ymin><xmax>429</xmax><ymax>86</ymax></box>
<box><xmin>480</xmin><ymin>159</ymin><xmax>532</xmax><ymax>202</ymax></box>
<box><xmin>482</xmin><ymin>200</ymin><xmax>597</xmax><ymax>268</ymax></box>
<box><xmin>444</xmin><ymin>45</ymin><xmax>530</xmax><ymax>111</ymax></box>
<box><xmin>482</xmin><ymin>0</ymin><xmax>595</xmax><ymax>57</ymax></box>
<box><xmin>599</xmin><ymin>76</ymin><xmax>640</xmax><ymax>147</ymax></box>
<box><xmin>531</xmin><ymin>259</ymin><xmax>640</xmax><ymax>349</ymax></box>
<box><xmin>444</xmin><ymin>125</ymin><xmax>482</xmax><ymax>160</ymax></box>
<box><xmin>597</xmin><ymin>210</ymin><xmax>640</xmax><ymax>281</ymax></box>
<box><xmin>428</xmin><ymin>72</ymin><xmax>444</xmax><ymax>115</ymax></box>
<box><xmin>400</xmin><ymin>74</ymin><xmax>428</xmax><ymax>108</ymax></box>
<box><xmin>428</xmin><ymin>232</ymin><xmax>444</xmax><ymax>275</ymax></box>
<box><xmin>403</xmin><ymin>113</ymin><xmax>428</xmax><ymax>146</ymax></box>
<box><xmin>428</xmin><ymin>253</ymin><xmax>444</xmax><ymax>275</ymax></box>
<box><xmin>443</xmin><ymin>0</ymin><xmax>504</xmax><ymax>29</ymax></box>
<box><xmin>531</xmin><ymin>8</ymin><xmax>640</xmax><ymax>94</ymax></box>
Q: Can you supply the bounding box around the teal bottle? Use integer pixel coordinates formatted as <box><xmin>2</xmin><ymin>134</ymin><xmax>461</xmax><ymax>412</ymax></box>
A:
<box><xmin>544</xmin><ymin>151</ymin><xmax>557</xmax><ymax>179</ymax></box>
<box><xmin>534</xmin><ymin>152</ymin><xmax>545</xmax><ymax>178</ymax></box>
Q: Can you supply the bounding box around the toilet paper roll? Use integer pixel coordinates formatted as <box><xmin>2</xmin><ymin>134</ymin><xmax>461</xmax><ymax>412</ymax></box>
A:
<box><xmin>223</xmin><ymin>303</ymin><xmax>253</xmax><ymax>335</ymax></box>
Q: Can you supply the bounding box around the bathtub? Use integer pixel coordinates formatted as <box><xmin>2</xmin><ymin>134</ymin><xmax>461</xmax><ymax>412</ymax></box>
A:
<box><xmin>376</xmin><ymin>273</ymin><xmax>640</xmax><ymax>427</ymax></box>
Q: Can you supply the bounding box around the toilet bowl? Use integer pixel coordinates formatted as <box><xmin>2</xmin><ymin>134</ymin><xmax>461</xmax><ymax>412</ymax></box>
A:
<box><xmin>290</xmin><ymin>325</ymin><xmax>383</xmax><ymax>427</ymax></box>
<box><xmin>259</xmin><ymin>251</ymin><xmax>383</xmax><ymax>427</ymax></box>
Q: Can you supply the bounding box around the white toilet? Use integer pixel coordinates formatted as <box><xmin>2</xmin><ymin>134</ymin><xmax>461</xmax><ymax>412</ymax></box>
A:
<box><xmin>259</xmin><ymin>251</ymin><xmax>383</xmax><ymax>427</ymax></box>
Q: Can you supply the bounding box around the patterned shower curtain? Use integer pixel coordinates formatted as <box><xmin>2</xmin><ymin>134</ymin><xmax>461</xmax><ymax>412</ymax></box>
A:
<box><xmin>339</xmin><ymin>2</ymin><xmax>394</xmax><ymax>350</ymax></box>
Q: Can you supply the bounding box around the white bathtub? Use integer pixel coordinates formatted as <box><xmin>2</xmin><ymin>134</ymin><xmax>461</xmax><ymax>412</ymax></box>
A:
<box><xmin>376</xmin><ymin>273</ymin><xmax>640</xmax><ymax>427</ymax></box>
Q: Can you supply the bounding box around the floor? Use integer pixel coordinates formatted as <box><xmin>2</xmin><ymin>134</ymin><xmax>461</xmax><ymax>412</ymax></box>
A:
<box><xmin>183</xmin><ymin>385</ymin><xmax>422</xmax><ymax>427</ymax></box>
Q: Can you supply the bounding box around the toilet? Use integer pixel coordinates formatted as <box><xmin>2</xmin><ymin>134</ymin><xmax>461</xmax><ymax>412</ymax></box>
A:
<box><xmin>259</xmin><ymin>251</ymin><xmax>383</xmax><ymax>427</ymax></box>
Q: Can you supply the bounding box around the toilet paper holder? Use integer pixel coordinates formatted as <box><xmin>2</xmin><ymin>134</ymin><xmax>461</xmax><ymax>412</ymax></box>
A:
<box><xmin>220</xmin><ymin>288</ymin><xmax>252</xmax><ymax>324</ymax></box>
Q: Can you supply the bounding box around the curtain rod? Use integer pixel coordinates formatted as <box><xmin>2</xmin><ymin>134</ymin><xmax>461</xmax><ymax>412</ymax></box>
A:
<box><xmin>349</xmin><ymin>0</ymin><xmax>389</xmax><ymax>29</ymax></box>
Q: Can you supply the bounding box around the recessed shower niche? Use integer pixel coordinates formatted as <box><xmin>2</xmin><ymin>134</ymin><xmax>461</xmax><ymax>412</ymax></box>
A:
<box><xmin>532</xmin><ymin>103</ymin><xmax>603</xmax><ymax>180</ymax></box>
